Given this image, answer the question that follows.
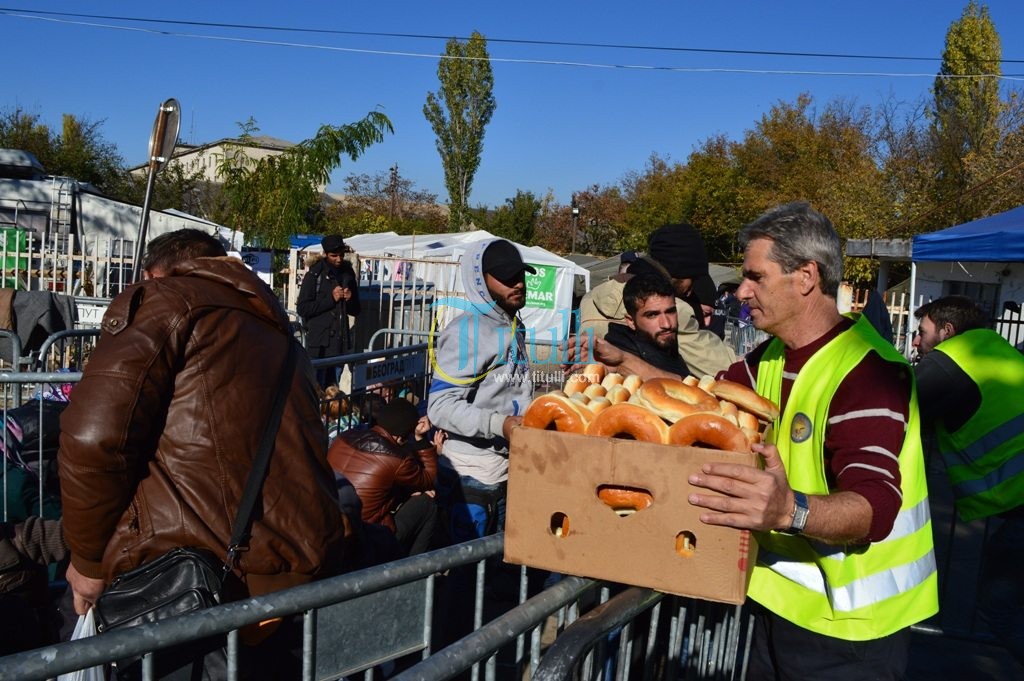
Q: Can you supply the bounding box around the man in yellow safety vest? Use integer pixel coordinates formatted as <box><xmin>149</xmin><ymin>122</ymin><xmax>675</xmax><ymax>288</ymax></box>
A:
<box><xmin>688</xmin><ymin>202</ymin><xmax>938</xmax><ymax>680</ymax></box>
<box><xmin>914</xmin><ymin>295</ymin><xmax>1024</xmax><ymax>668</ymax></box>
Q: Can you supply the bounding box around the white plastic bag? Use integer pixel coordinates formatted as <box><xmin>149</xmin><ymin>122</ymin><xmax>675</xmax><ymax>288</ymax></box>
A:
<box><xmin>57</xmin><ymin>608</ymin><xmax>105</xmax><ymax>681</ymax></box>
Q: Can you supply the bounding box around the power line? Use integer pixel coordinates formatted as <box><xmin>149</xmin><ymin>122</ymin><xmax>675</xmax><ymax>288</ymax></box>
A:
<box><xmin>3</xmin><ymin>5</ymin><xmax>1024</xmax><ymax>66</ymax></box>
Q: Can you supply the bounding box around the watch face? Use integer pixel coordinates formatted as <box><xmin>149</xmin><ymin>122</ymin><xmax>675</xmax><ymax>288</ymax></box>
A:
<box><xmin>789</xmin><ymin>492</ymin><xmax>810</xmax><ymax>534</ymax></box>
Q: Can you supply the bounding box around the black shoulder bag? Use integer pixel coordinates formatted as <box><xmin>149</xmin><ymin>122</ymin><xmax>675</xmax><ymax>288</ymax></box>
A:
<box><xmin>93</xmin><ymin>340</ymin><xmax>299</xmax><ymax>639</ymax></box>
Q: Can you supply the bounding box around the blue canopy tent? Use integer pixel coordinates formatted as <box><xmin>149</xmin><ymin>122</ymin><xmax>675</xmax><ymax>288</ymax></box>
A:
<box><xmin>907</xmin><ymin>205</ymin><xmax>1024</xmax><ymax>354</ymax></box>
<box><xmin>912</xmin><ymin>205</ymin><xmax>1024</xmax><ymax>262</ymax></box>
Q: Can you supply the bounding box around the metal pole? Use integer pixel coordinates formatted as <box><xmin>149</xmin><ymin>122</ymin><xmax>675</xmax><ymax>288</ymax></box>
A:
<box><xmin>132</xmin><ymin>99</ymin><xmax>180</xmax><ymax>283</ymax></box>
<box><xmin>570</xmin><ymin>197</ymin><xmax>579</xmax><ymax>254</ymax></box>
<box><xmin>131</xmin><ymin>165</ymin><xmax>158</xmax><ymax>282</ymax></box>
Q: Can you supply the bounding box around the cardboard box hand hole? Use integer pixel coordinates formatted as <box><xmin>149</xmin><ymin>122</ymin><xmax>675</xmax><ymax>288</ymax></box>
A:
<box><xmin>549</xmin><ymin>512</ymin><xmax>571</xmax><ymax>537</ymax></box>
<box><xmin>596</xmin><ymin>484</ymin><xmax>653</xmax><ymax>516</ymax></box>
<box><xmin>675</xmin><ymin>530</ymin><xmax>697</xmax><ymax>557</ymax></box>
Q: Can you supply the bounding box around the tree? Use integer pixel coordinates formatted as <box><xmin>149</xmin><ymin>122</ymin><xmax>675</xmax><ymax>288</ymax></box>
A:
<box><xmin>110</xmin><ymin>162</ymin><xmax>211</xmax><ymax>216</ymax></box>
<box><xmin>0</xmin><ymin>108</ymin><xmax>126</xmax><ymax>192</ymax></box>
<box><xmin>473</xmin><ymin>190</ymin><xmax>542</xmax><ymax>244</ymax></box>
<box><xmin>324</xmin><ymin>165</ymin><xmax>446</xmax><ymax>235</ymax></box>
<box><xmin>213</xmin><ymin>112</ymin><xmax>393</xmax><ymax>249</ymax></box>
<box><xmin>569</xmin><ymin>184</ymin><xmax>628</xmax><ymax>256</ymax></box>
<box><xmin>930</xmin><ymin>0</ymin><xmax>1003</xmax><ymax>225</ymax></box>
<box><xmin>423</xmin><ymin>31</ymin><xmax>496</xmax><ymax>230</ymax></box>
<box><xmin>619</xmin><ymin>154</ymin><xmax>688</xmax><ymax>250</ymax></box>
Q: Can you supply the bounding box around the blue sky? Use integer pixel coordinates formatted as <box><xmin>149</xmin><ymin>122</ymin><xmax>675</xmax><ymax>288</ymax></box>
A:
<box><xmin>3</xmin><ymin>2</ymin><xmax>1024</xmax><ymax>209</ymax></box>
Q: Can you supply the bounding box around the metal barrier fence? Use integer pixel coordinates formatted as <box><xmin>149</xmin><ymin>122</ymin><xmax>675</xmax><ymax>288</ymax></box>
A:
<box><xmin>35</xmin><ymin>328</ymin><xmax>100</xmax><ymax>372</ymax></box>
<box><xmin>0</xmin><ymin>331</ymin><xmax>1012</xmax><ymax>678</ymax></box>
<box><xmin>0</xmin><ymin>532</ymin><xmax>755</xmax><ymax>681</ymax></box>
<box><xmin>530</xmin><ymin>588</ymin><xmax>752</xmax><ymax>681</ymax></box>
<box><xmin>723</xmin><ymin>318</ymin><xmax>769</xmax><ymax>357</ymax></box>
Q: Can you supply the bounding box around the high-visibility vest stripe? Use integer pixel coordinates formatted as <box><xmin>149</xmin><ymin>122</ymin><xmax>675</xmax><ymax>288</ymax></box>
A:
<box><xmin>758</xmin><ymin>548</ymin><xmax>936</xmax><ymax>613</ymax></box>
<box><xmin>951</xmin><ymin>450</ymin><xmax>1024</xmax><ymax>498</ymax></box>
<box><xmin>941</xmin><ymin>412</ymin><xmax>1024</xmax><ymax>467</ymax></box>
<box><xmin>769</xmin><ymin>497</ymin><xmax>931</xmax><ymax>561</ymax></box>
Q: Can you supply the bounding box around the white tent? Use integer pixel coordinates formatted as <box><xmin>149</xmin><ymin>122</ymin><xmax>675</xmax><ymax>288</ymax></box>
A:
<box><xmin>342</xmin><ymin>230</ymin><xmax>590</xmax><ymax>341</ymax></box>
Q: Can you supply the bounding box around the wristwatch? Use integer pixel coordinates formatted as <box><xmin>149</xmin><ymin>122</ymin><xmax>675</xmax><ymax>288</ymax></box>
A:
<box><xmin>782</xmin><ymin>491</ymin><xmax>810</xmax><ymax>535</ymax></box>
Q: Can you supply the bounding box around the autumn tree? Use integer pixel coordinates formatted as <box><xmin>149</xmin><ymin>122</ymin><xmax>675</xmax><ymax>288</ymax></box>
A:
<box><xmin>423</xmin><ymin>31</ymin><xmax>496</xmax><ymax>230</ymax></box>
<box><xmin>678</xmin><ymin>136</ymin><xmax>747</xmax><ymax>262</ymax></box>
<box><xmin>930</xmin><ymin>1</ymin><xmax>1004</xmax><ymax>225</ymax></box>
<box><xmin>568</xmin><ymin>185</ymin><xmax>628</xmax><ymax>256</ymax></box>
<box><xmin>0</xmin><ymin>108</ymin><xmax>125</xmax><ymax>192</ymax></box>
<box><xmin>618</xmin><ymin>154</ymin><xmax>688</xmax><ymax>250</ymax></box>
<box><xmin>323</xmin><ymin>164</ymin><xmax>446</xmax><ymax>235</ymax></box>
<box><xmin>213</xmin><ymin>112</ymin><xmax>393</xmax><ymax>249</ymax></box>
<box><xmin>875</xmin><ymin>96</ymin><xmax>938</xmax><ymax>238</ymax></box>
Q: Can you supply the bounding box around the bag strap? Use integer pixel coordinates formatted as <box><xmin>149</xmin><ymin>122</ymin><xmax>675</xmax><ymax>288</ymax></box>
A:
<box><xmin>224</xmin><ymin>339</ymin><xmax>299</xmax><ymax>572</ymax></box>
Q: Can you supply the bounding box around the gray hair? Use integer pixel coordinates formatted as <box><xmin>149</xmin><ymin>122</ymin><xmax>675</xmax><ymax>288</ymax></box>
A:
<box><xmin>738</xmin><ymin>202</ymin><xmax>843</xmax><ymax>298</ymax></box>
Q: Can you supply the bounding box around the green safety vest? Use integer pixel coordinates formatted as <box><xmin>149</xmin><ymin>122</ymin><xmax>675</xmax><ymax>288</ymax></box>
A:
<box><xmin>933</xmin><ymin>328</ymin><xmax>1024</xmax><ymax>521</ymax></box>
<box><xmin>747</xmin><ymin>315</ymin><xmax>938</xmax><ymax>641</ymax></box>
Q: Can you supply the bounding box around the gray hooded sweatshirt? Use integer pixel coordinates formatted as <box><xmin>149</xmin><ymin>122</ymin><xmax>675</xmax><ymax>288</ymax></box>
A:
<box><xmin>426</xmin><ymin>238</ymin><xmax>534</xmax><ymax>485</ymax></box>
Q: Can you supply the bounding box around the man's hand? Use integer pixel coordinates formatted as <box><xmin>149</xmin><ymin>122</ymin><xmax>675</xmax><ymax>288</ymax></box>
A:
<box><xmin>431</xmin><ymin>429</ymin><xmax>447</xmax><ymax>450</ymax></box>
<box><xmin>502</xmin><ymin>415</ymin><xmax>523</xmax><ymax>442</ymax></box>
<box><xmin>331</xmin><ymin>285</ymin><xmax>345</xmax><ymax>302</ymax></box>
<box><xmin>414</xmin><ymin>416</ymin><xmax>431</xmax><ymax>441</ymax></box>
<box><xmin>339</xmin><ymin>287</ymin><xmax>353</xmax><ymax>301</ymax></box>
<box><xmin>560</xmin><ymin>335</ymin><xmax>625</xmax><ymax>375</ymax></box>
<box><xmin>686</xmin><ymin>443</ymin><xmax>794</xmax><ymax>532</ymax></box>
<box><xmin>66</xmin><ymin>562</ymin><xmax>106</xmax><ymax>615</ymax></box>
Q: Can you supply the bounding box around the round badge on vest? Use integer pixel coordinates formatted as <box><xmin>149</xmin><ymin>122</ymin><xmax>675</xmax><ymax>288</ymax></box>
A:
<box><xmin>791</xmin><ymin>413</ymin><xmax>812</xmax><ymax>443</ymax></box>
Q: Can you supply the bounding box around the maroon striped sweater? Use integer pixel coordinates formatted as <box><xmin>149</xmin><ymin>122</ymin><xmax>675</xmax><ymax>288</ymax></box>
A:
<box><xmin>720</xmin><ymin>318</ymin><xmax>908</xmax><ymax>542</ymax></box>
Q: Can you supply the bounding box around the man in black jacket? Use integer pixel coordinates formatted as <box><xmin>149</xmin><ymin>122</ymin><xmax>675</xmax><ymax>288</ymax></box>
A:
<box><xmin>297</xmin><ymin>235</ymin><xmax>362</xmax><ymax>388</ymax></box>
<box><xmin>603</xmin><ymin>273</ymin><xmax>691</xmax><ymax>379</ymax></box>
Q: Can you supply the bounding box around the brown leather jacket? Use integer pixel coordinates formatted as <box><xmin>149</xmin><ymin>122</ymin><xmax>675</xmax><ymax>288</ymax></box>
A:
<box><xmin>327</xmin><ymin>426</ymin><xmax>437</xmax><ymax>531</ymax></box>
<box><xmin>59</xmin><ymin>257</ymin><xmax>344</xmax><ymax>596</ymax></box>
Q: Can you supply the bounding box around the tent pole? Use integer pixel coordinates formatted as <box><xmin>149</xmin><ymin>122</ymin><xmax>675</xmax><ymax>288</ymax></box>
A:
<box><xmin>907</xmin><ymin>261</ymin><xmax>918</xmax><ymax>359</ymax></box>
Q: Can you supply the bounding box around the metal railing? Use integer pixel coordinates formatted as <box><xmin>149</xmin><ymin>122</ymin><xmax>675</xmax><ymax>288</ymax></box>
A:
<box><xmin>34</xmin><ymin>328</ymin><xmax>100</xmax><ymax>372</ymax></box>
<box><xmin>0</xmin><ymin>329</ymin><xmax>1013</xmax><ymax>678</ymax></box>
<box><xmin>1</xmin><ymin>535</ymin><xmax>512</xmax><ymax>680</ymax></box>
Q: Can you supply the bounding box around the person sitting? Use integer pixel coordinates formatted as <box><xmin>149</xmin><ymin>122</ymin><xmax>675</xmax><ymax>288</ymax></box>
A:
<box><xmin>0</xmin><ymin>516</ymin><xmax>67</xmax><ymax>655</ymax></box>
<box><xmin>327</xmin><ymin>399</ymin><xmax>443</xmax><ymax>556</ymax></box>
<box><xmin>604</xmin><ymin>273</ymin><xmax>690</xmax><ymax>379</ymax></box>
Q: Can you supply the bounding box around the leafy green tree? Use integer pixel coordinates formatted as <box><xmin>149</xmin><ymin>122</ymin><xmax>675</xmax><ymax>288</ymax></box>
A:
<box><xmin>0</xmin><ymin>108</ymin><xmax>125</xmax><ymax>192</ymax></box>
<box><xmin>213</xmin><ymin>112</ymin><xmax>393</xmax><ymax>249</ymax></box>
<box><xmin>110</xmin><ymin>162</ymin><xmax>212</xmax><ymax>215</ymax></box>
<box><xmin>678</xmin><ymin>136</ymin><xmax>747</xmax><ymax>262</ymax></box>
<box><xmin>930</xmin><ymin>0</ymin><xmax>1003</xmax><ymax>225</ymax></box>
<box><xmin>424</xmin><ymin>31</ymin><xmax>496</xmax><ymax>230</ymax></box>
<box><xmin>619</xmin><ymin>154</ymin><xmax>688</xmax><ymax>249</ymax></box>
<box><xmin>473</xmin><ymin>189</ymin><xmax>542</xmax><ymax>244</ymax></box>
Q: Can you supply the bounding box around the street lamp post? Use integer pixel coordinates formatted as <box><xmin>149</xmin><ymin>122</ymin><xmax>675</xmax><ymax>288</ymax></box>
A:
<box><xmin>571</xmin><ymin>196</ymin><xmax>580</xmax><ymax>254</ymax></box>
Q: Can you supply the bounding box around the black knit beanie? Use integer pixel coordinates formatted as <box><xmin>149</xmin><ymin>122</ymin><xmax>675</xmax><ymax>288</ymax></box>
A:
<box><xmin>647</xmin><ymin>224</ymin><xmax>709</xmax><ymax>280</ymax></box>
<box><xmin>374</xmin><ymin>398</ymin><xmax>420</xmax><ymax>438</ymax></box>
<box><xmin>692</xmin><ymin>274</ymin><xmax>718</xmax><ymax>307</ymax></box>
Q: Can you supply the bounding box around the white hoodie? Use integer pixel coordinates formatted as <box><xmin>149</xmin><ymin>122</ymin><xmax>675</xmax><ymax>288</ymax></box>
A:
<box><xmin>426</xmin><ymin>238</ymin><xmax>534</xmax><ymax>484</ymax></box>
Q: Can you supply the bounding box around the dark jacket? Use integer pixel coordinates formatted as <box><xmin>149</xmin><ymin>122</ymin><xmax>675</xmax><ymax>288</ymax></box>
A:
<box><xmin>58</xmin><ymin>257</ymin><xmax>345</xmax><ymax>597</ymax></box>
<box><xmin>327</xmin><ymin>426</ymin><xmax>437</xmax><ymax>531</ymax></box>
<box><xmin>604</xmin><ymin>322</ymin><xmax>691</xmax><ymax>378</ymax></box>
<box><xmin>297</xmin><ymin>257</ymin><xmax>361</xmax><ymax>353</ymax></box>
<box><xmin>0</xmin><ymin>517</ymin><xmax>65</xmax><ymax>596</ymax></box>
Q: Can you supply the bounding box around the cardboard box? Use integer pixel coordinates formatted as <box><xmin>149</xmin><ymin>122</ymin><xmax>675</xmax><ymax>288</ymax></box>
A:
<box><xmin>503</xmin><ymin>427</ymin><xmax>758</xmax><ymax>604</ymax></box>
